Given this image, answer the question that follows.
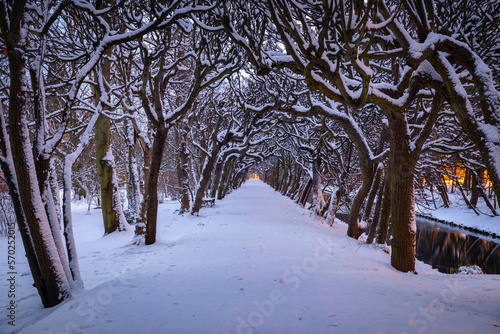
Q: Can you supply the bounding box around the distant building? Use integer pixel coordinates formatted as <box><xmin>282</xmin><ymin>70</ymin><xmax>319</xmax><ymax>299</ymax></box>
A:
<box><xmin>249</xmin><ymin>173</ymin><xmax>260</xmax><ymax>180</ymax></box>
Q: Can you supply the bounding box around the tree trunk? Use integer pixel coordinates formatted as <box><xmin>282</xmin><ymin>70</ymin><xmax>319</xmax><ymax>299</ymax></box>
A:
<box><xmin>210</xmin><ymin>158</ymin><xmax>224</xmax><ymax>199</ymax></box>
<box><xmin>455</xmin><ymin>178</ymin><xmax>480</xmax><ymax>215</ymax></box>
<box><xmin>0</xmin><ymin>108</ymin><xmax>47</xmax><ymax>306</ymax></box>
<box><xmin>221</xmin><ymin>160</ymin><xmax>236</xmax><ymax>198</ymax></box>
<box><xmin>326</xmin><ymin>188</ymin><xmax>339</xmax><ymax>226</ymax></box>
<box><xmin>347</xmin><ymin>175</ymin><xmax>373</xmax><ymax>238</ymax></box>
<box><xmin>178</xmin><ymin>117</ymin><xmax>191</xmax><ymax>212</ymax></box>
<box><xmin>125</xmin><ymin>119</ymin><xmax>141</xmax><ymax>221</ymax></box>
<box><xmin>298</xmin><ymin>178</ymin><xmax>313</xmax><ymax>207</ymax></box>
<box><xmin>61</xmin><ymin>110</ymin><xmax>100</xmax><ymax>288</ymax></box>
<box><xmin>388</xmin><ymin>113</ymin><xmax>417</xmax><ymax>272</ymax></box>
<box><xmin>7</xmin><ymin>47</ymin><xmax>71</xmax><ymax>306</ymax></box>
<box><xmin>46</xmin><ymin>173</ymin><xmax>75</xmax><ymax>288</ymax></box>
<box><xmin>472</xmin><ymin>172</ymin><xmax>498</xmax><ymax>216</ymax></box>
<box><xmin>237</xmin><ymin>169</ymin><xmax>248</xmax><ymax>187</ymax></box>
<box><xmin>280</xmin><ymin>158</ymin><xmax>290</xmax><ymax>194</ymax></box>
<box><xmin>376</xmin><ymin>165</ymin><xmax>392</xmax><ymax>244</ymax></box>
<box><xmin>217</xmin><ymin>158</ymin><xmax>231</xmax><ymax>200</ymax></box>
<box><xmin>62</xmin><ymin>162</ymin><xmax>84</xmax><ymax>289</ymax></box>
<box><xmin>463</xmin><ymin>168</ymin><xmax>471</xmax><ymax>193</ymax></box>
<box><xmin>470</xmin><ymin>170</ymin><xmax>479</xmax><ymax>207</ymax></box>
<box><xmin>367</xmin><ymin>172</ymin><xmax>386</xmax><ymax>244</ymax></box>
<box><xmin>34</xmin><ymin>155</ymin><xmax>74</xmax><ymax>288</ymax></box>
<box><xmin>231</xmin><ymin>167</ymin><xmax>243</xmax><ymax>190</ymax></box>
<box><xmin>272</xmin><ymin>164</ymin><xmax>279</xmax><ymax>190</ymax></box>
<box><xmin>137</xmin><ymin>140</ymin><xmax>153</xmax><ymax>232</ymax></box>
<box><xmin>311</xmin><ymin>156</ymin><xmax>323</xmax><ymax>216</ymax></box>
<box><xmin>192</xmin><ymin>145</ymin><xmax>221</xmax><ymax>214</ymax></box>
<box><xmin>362</xmin><ymin>163</ymin><xmax>383</xmax><ymax>223</ymax></box>
<box><xmin>96</xmin><ymin>44</ymin><xmax>127</xmax><ymax>235</ymax></box>
<box><xmin>96</xmin><ymin>114</ymin><xmax>127</xmax><ymax>234</ymax></box>
<box><xmin>49</xmin><ymin>160</ymin><xmax>62</xmax><ymax>223</ymax></box>
<box><xmin>286</xmin><ymin>163</ymin><xmax>298</xmax><ymax>197</ymax></box>
<box><xmin>363</xmin><ymin>130</ymin><xmax>388</xmax><ymax>225</ymax></box>
<box><xmin>145</xmin><ymin>129</ymin><xmax>169</xmax><ymax>245</ymax></box>
<box><xmin>436</xmin><ymin>175</ymin><xmax>450</xmax><ymax>208</ymax></box>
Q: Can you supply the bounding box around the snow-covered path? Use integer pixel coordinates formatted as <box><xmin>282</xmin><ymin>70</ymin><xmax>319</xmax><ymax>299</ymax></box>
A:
<box><xmin>2</xmin><ymin>180</ymin><xmax>499</xmax><ymax>333</ymax></box>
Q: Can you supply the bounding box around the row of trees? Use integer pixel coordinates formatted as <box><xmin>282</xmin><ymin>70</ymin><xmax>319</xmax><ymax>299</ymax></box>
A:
<box><xmin>1</xmin><ymin>0</ymin><xmax>499</xmax><ymax>308</ymax></box>
<box><xmin>0</xmin><ymin>0</ymin><xmax>264</xmax><ymax>308</ymax></box>
<box><xmin>224</xmin><ymin>0</ymin><xmax>500</xmax><ymax>273</ymax></box>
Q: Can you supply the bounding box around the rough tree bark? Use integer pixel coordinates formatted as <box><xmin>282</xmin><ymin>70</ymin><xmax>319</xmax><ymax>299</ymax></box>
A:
<box><xmin>145</xmin><ymin>129</ymin><xmax>169</xmax><ymax>245</ymax></box>
<box><xmin>366</xmin><ymin>172</ymin><xmax>386</xmax><ymax>244</ymax></box>
<box><xmin>96</xmin><ymin>113</ymin><xmax>127</xmax><ymax>234</ymax></box>
<box><xmin>210</xmin><ymin>158</ymin><xmax>224</xmax><ymax>199</ymax></box>
<box><xmin>0</xmin><ymin>106</ymin><xmax>47</xmax><ymax>306</ymax></box>
<box><xmin>311</xmin><ymin>155</ymin><xmax>323</xmax><ymax>216</ymax></box>
<box><xmin>177</xmin><ymin>115</ymin><xmax>192</xmax><ymax>212</ymax></box>
<box><xmin>6</xmin><ymin>39</ymin><xmax>71</xmax><ymax>307</ymax></box>
<box><xmin>387</xmin><ymin>112</ymin><xmax>417</xmax><ymax>272</ymax></box>
<box><xmin>376</xmin><ymin>159</ymin><xmax>392</xmax><ymax>245</ymax></box>
<box><xmin>125</xmin><ymin>119</ymin><xmax>141</xmax><ymax>221</ymax></box>
<box><xmin>95</xmin><ymin>46</ymin><xmax>128</xmax><ymax>234</ymax></box>
<box><xmin>192</xmin><ymin>144</ymin><xmax>222</xmax><ymax>214</ymax></box>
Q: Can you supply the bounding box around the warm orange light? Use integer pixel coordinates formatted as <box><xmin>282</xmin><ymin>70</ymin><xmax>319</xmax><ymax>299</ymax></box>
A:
<box><xmin>441</xmin><ymin>165</ymin><xmax>466</xmax><ymax>186</ymax></box>
<box><xmin>440</xmin><ymin>164</ymin><xmax>493</xmax><ymax>190</ymax></box>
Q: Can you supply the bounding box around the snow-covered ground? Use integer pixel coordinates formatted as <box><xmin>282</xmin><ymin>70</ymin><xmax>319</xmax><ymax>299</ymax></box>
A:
<box><xmin>1</xmin><ymin>180</ymin><xmax>499</xmax><ymax>333</ymax></box>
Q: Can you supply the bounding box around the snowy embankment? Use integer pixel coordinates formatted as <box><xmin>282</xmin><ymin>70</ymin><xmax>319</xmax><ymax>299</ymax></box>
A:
<box><xmin>1</xmin><ymin>180</ymin><xmax>499</xmax><ymax>333</ymax></box>
<box><xmin>420</xmin><ymin>196</ymin><xmax>500</xmax><ymax>237</ymax></box>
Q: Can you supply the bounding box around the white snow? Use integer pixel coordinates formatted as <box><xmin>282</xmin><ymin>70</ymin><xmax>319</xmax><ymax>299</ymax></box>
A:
<box><xmin>458</xmin><ymin>265</ymin><xmax>484</xmax><ymax>275</ymax></box>
<box><xmin>1</xmin><ymin>180</ymin><xmax>499</xmax><ymax>333</ymax></box>
<box><xmin>426</xmin><ymin>198</ymin><xmax>500</xmax><ymax>237</ymax></box>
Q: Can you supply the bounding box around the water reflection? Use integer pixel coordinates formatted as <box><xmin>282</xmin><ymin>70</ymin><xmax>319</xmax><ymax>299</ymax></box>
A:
<box><xmin>416</xmin><ymin>218</ymin><xmax>500</xmax><ymax>274</ymax></box>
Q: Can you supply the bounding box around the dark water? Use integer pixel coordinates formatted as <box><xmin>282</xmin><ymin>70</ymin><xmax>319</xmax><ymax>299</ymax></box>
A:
<box><xmin>416</xmin><ymin>218</ymin><xmax>500</xmax><ymax>274</ymax></box>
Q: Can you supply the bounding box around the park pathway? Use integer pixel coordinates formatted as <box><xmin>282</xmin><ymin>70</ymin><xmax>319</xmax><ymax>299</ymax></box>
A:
<box><xmin>5</xmin><ymin>180</ymin><xmax>500</xmax><ymax>334</ymax></box>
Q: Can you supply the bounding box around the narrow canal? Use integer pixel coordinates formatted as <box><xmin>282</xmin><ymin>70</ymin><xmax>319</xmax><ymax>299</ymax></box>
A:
<box><xmin>416</xmin><ymin>217</ymin><xmax>500</xmax><ymax>274</ymax></box>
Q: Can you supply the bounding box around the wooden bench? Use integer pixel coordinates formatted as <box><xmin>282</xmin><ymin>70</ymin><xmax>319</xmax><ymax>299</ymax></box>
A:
<box><xmin>202</xmin><ymin>197</ymin><xmax>215</xmax><ymax>207</ymax></box>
